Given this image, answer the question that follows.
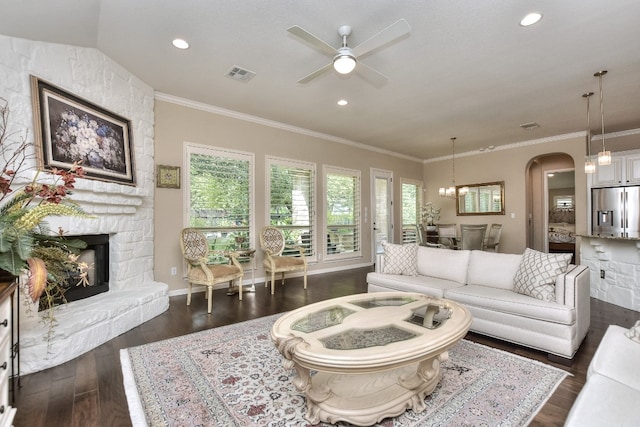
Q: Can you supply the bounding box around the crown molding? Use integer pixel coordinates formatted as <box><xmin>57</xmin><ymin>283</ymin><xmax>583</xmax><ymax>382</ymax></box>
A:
<box><xmin>423</xmin><ymin>131</ymin><xmax>586</xmax><ymax>163</ymax></box>
<box><xmin>155</xmin><ymin>92</ymin><xmax>423</xmax><ymax>163</ymax></box>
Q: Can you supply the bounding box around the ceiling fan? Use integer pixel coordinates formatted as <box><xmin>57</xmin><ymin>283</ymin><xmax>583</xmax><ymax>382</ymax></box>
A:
<box><xmin>287</xmin><ymin>19</ymin><xmax>411</xmax><ymax>85</ymax></box>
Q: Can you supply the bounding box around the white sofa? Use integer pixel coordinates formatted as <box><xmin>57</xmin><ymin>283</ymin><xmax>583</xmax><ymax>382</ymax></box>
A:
<box><xmin>366</xmin><ymin>246</ymin><xmax>591</xmax><ymax>359</ymax></box>
<box><xmin>565</xmin><ymin>324</ymin><xmax>640</xmax><ymax>426</ymax></box>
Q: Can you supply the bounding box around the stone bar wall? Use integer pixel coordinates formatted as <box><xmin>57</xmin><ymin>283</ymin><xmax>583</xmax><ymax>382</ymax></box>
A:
<box><xmin>580</xmin><ymin>236</ymin><xmax>640</xmax><ymax>311</ymax></box>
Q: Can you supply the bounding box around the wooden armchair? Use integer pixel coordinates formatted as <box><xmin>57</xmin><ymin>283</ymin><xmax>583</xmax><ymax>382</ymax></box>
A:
<box><xmin>180</xmin><ymin>228</ymin><xmax>244</xmax><ymax>313</ymax></box>
<box><xmin>259</xmin><ymin>226</ymin><xmax>308</xmax><ymax>295</ymax></box>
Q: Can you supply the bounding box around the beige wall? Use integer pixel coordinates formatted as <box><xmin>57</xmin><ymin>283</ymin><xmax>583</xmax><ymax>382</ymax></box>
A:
<box><xmin>423</xmin><ymin>136</ymin><xmax>588</xmax><ymax>255</ymax></box>
<box><xmin>153</xmin><ymin>99</ymin><xmax>424</xmax><ymax>293</ymax></box>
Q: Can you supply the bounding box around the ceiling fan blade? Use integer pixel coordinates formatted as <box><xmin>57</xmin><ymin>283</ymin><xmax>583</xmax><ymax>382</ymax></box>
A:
<box><xmin>297</xmin><ymin>63</ymin><xmax>333</xmax><ymax>84</ymax></box>
<box><xmin>355</xmin><ymin>62</ymin><xmax>388</xmax><ymax>87</ymax></box>
<box><xmin>352</xmin><ymin>19</ymin><xmax>411</xmax><ymax>58</ymax></box>
<box><xmin>287</xmin><ymin>25</ymin><xmax>337</xmax><ymax>57</ymax></box>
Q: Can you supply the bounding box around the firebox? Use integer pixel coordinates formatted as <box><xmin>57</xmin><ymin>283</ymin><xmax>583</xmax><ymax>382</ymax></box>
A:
<box><xmin>62</xmin><ymin>234</ymin><xmax>110</xmax><ymax>303</ymax></box>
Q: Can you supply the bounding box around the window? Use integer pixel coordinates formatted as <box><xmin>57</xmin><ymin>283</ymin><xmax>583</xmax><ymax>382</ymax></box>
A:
<box><xmin>401</xmin><ymin>179</ymin><xmax>422</xmax><ymax>243</ymax></box>
<box><xmin>185</xmin><ymin>144</ymin><xmax>254</xmax><ymax>261</ymax></box>
<box><xmin>324</xmin><ymin>166</ymin><xmax>361</xmax><ymax>259</ymax></box>
<box><xmin>267</xmin><ymin>157</ymin><xmax>315</xmax><ymax>260</ymax></box>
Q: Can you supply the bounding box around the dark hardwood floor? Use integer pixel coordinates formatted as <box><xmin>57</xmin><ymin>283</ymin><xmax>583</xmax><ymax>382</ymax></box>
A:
<box><xmin>13</xmin><ymin>266</ymin><xmax>640</xmax><ymax>427</ymax></box>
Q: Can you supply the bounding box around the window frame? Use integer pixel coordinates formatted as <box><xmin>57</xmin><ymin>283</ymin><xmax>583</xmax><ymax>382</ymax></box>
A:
<box><xmin>183</xmin><ymin>142</ymin><xmax>255</xmax><ymax>251</ymax></box>
<box><xmin>266</xmin><ymin>156</ymin><xmax>317</xmax><ymax>262</ymax></box>
<box><xmin>401</xmin><ymin>178</ymin><xmax>423</xmax><ymax>244</ymax></box>
<box><xmin>323</xmin><ymin>165</ymin><xmax>362</xmax><ymax>261</ymax></box>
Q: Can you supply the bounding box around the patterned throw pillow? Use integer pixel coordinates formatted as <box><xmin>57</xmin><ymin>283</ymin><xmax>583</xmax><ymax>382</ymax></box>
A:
<box><xmin>513</xmin><ymin>248</ymin><xmax>572</xmax><ymax>302</ymax></box>
<box><xmin>625</xmin><ymin>320</ymin><xmax>640</xmax><ymax>344</ymax></box>
<box><xmin>382</xmin><ymin>242</ymin><xmax>418</xmax><ymax>276</ymax></box>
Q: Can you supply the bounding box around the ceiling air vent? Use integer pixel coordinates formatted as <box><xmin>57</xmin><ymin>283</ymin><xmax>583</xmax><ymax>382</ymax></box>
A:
<box><xmin>520</xmin><ymin>122</ymin><xmax>540</xmax><ymax>130</ymax></box>
<box><xmin>225</xmin><ymin>66</ymin><xmax>256</xmax><ymax>82</ymax></box>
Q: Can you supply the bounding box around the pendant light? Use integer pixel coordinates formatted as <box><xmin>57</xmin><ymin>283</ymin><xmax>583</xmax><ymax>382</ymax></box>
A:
<box><xmin>583</xmin><ymin>91</ymin><xmax>596</xmax><ymax>174</ymax></box>
<box><xmin>440</xmin><ymin>137</ymin><xmax>467</xmax><ymax>198</ymax></box>
<box><xmin>594</xmin><ymin>70</ymin><xmax>611</xmax><ymax>166</ymax></box>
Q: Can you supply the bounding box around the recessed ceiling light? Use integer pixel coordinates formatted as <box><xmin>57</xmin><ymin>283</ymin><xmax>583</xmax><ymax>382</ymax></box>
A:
<box><xmin>520</xmin><ymin>12</ymin><xmax>542</xmax><ymax>26</ymax></box>
<box><xmin>337</xmin><ymin>99</ymin><xmax>348</xmax><ymax>106</ymax></box>
<box><xmin>172</xmin><ymin>38</ymin><xmax>189</xmax><ymax>49</ymax></box>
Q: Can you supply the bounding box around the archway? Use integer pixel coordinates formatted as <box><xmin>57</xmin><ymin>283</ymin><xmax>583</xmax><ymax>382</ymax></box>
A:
<box><xmin>525</xmin><ymin>153</ymin><xmax>575</xmax><ymax>254</ymax></box>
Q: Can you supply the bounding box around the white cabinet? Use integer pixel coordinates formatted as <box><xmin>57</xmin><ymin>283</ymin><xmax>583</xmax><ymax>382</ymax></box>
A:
<box><xmin>0</xmin><ymin>283</ymin><xmax>16</xmax><ymax>427</ymax></box>
<box><xmin>593</xmin><ymin>157</ymin><xmax>623</xmax><ymax>186</ymax></box>
<box><xmin>591</xmin><ymin>151</ymin><xmax>640</xmax><ymax>187</ymax></box>
<box><xmin>625</xmin><ymin>154</ymin><xmax>640</xmax><ymax>184</ymax></box>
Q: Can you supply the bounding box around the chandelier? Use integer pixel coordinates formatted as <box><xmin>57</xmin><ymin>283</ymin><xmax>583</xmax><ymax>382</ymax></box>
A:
<box><xmin>594</xmin><ymin>70</ymin><xmax>611</xmax><ymax>166</ymax></box>
<box><xmin>583</xmin><ymin>91</ymin><xmax>595</xmax><ymax>174</ymax></box>
<box><xmin>439</xmin><ymin>137</ymin><xmax>468</xmax><ymax>198</ymax></box>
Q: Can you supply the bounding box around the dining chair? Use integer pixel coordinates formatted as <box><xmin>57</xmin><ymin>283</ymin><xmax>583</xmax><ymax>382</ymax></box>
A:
<box><xmin>460</xmin><ymin>224</ymin><xmax>488</xmax><ymax>251</ymax></box>
<box><xmin>260</xmin><ymin>226</ymin><xmax>308</xmax><ymax>295</ymax></box>
<box><xmin>180</xmin><ymin>228</ymin><xmax>244</xmax><ymax>313</ymax></box>
<box><xmin>484</xmin><ymin>224</ymin><xmax>504</xmax><ymax>252</ymax></box>
<box><xmin>437</xmin><ymin>224</ymin><xmax>458</xmax><ymax>249</ymax></box>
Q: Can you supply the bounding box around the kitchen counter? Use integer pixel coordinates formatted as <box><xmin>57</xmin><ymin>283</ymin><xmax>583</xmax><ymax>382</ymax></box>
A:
<box><xmin>578</xmin><ymin>234</ymin><xmax>640</xmax><ymax>241</ymax></box>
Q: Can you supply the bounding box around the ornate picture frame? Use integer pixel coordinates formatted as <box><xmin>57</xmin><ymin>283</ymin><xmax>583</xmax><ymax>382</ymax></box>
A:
<box><xmin>156</xmin><ymin>165</ymin><xmax>181</xmax><ymax>189</ymax></box>
<box><xmin>31</xmin><ymin>75</ymin><xmax>136</xmax><ymax>185</ymax></box>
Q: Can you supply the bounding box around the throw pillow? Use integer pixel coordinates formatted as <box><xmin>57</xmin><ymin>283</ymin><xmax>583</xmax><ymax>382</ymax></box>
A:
<box><xmin>382</xmin><ymin>242</ymin><xmax>418</xmax><ymax>276</ymax></box>
<box><xmin>513</xmin><ymin>248</ymin><xmax>572</xmax><ymax>302</ymax></box>
<box><xmin>625</xmin><ymin>320</ymin><xmax>640</xmax><ymax>344</ymax></box>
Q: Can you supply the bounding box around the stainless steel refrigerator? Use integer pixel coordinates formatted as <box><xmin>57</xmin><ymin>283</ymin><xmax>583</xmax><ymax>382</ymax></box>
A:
<box><xmin>592</xmin><ymin>186</ymin><xmax>640</xmax><ymax>238</ymax></box>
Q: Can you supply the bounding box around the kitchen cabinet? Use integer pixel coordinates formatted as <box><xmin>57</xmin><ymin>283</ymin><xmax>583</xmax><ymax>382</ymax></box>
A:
<box><xmin>591</xmin><ymin>151</ymin><xmax>640</xmax><ymax>187</ymax></box>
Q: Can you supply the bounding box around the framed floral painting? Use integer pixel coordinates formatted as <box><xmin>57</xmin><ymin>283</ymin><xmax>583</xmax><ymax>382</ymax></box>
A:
<box><xmin>31</xmin><ymin>75</ymin><xmax>135</xmax><ymax>185</ymax></box>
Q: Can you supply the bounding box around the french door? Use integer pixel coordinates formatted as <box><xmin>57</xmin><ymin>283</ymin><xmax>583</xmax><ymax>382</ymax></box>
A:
<box><xmin>371</xmin><ymin>169</ymin><xmax>393</xmax><ymax>258</ymax></box>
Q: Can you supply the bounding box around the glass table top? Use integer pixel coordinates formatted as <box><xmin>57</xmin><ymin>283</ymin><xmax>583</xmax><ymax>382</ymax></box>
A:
<box><xmin>289</xmin><ymin>295</ymin><xmax>453</xmax><ymax>350</ymax></box>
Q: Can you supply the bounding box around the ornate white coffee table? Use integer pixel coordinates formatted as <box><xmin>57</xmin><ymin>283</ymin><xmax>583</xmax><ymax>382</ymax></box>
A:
<box><xmin>270</xmin><ymin>292</ymin><xmax>472</xmax><ymax>426</ymax></box>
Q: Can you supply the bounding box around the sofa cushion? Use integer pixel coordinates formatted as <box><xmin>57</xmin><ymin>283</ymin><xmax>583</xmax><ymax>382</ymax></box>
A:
<box><xmin>467</xmin><ymin>250</ymin><xmax>523</xmax><ymax>290</ymax></box>
<box><xmin>445</xmin><ymin>285</ymin><xmax>575</xmax><ymax>325</ymax></box>
<box><xmin>589</xmin><ymin>325</ymin><xmax>640</xmax><ymax>391</ymax></box>
<box><xmin>381</xmin><ymin>242</ymin><xmax>418</xmax><ymax>276</ymax></box>
<box><xmin>366</xmin><ymin>272</ymin><xmax>465</xmax><ymax>298</ymax></box>
<box><xmin>513</xmin><ymin>248</ymin><xmax>571</xmax><ymax>302</ymax></box>
<box><xmin>416</xmin><ymin>246</ymin><xmax>471</xmax><ymax>284</ymax></box>
<box><xmin>565</xmin><ymin>374</ymin><xmax>640</xmax><ymax>427</ymax></box>
<box><xmin>625</xmin><ymin>320</ymin><xmax>640</xmax><ymax>344</ymax></box>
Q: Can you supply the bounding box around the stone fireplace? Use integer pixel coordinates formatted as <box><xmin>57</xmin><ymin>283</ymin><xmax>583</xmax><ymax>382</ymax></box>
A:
<box><xmin>19</xmin><ymin>176</ymin><xmax>169</xmax><ymax>375</ymax></box>
<box><xmin>1</xmin><ymin>34</ymin><xmax>170</xmax><ymax>375</ymax></box>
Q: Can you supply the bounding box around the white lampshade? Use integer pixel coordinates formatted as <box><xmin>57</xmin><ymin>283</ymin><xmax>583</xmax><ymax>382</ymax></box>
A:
<box><xmin>598</xmin><ymin>150</ymin><xmax>611</xmax><ymax>166</ymax></box>
<box><xmin>458</xmin><ymin>186</ymin><xmax>469</xmax><ymax>196</ymax></box>
<box><xmin>333</xmin><ymin>54</ymin><xmax>356</xmax><ymax>74</ymax></box>
<box><xmin>439</xmin><ymin>187</ymin><xmax>446</xmax><ymax>197</ymax></box>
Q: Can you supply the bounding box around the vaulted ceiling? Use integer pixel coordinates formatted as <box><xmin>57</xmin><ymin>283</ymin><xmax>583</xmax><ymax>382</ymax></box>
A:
<box><xmin>2</xmin><ymin>0</ymin><xmax>639</xmax><ymax>159</ymax></box>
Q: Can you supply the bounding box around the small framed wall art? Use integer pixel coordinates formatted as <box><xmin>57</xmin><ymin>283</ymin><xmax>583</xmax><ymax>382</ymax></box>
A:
<box><xmin>156</xmin><ymin>165</ymin><xmax>181</xmax><ymax>189</ymax></box>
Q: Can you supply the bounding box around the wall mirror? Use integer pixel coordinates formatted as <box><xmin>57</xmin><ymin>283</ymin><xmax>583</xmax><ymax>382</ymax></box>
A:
<box><xmin>456</xmin><ymin>181</ymin><xmax>505</xmax><ymax>216</ymax></box>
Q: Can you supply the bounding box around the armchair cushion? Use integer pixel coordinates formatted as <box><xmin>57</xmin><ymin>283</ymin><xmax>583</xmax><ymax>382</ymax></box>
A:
<box><xmin>513</xmin><ymin>248</ymin><xmax>571</xmax><ymax>302</ymax></box>
<box><xmin>263</xmin><ymin>255</ymin><xmax>305</xmax><ymax>270</ymax></box>
<box><xmin>381</xmin><ymin>242</ymin><xmax>418</xmax><ymax>276</ymax></box>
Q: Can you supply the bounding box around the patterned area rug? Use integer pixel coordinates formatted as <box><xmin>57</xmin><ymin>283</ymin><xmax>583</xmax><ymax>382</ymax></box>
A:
<box><xmin>121</xmin><ymin>314</ymin><xmax>568</xmax><ymax>426</ymax></box>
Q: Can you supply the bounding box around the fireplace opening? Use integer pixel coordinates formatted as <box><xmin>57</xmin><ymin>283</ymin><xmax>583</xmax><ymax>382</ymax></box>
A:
<box><xmin>58</xmin><ymin>234</ymin><xmax>110</xmax><ymax>304</ymax></box>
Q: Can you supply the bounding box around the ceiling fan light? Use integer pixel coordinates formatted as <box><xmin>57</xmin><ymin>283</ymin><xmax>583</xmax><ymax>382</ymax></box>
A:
<box><xmin>333</xmin><ymin>53</ymin><xmax>356</xmax><ymax>74</ymax></box>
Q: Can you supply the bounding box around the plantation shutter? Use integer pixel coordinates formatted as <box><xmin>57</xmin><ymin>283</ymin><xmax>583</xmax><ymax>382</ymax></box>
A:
<box><xmin>185</xmin><ymin>145</ymin><xmax>254</xmax><ymax>257</ymax></box>
<box><xmin>268</xmin><ymin>157</ymin><xmax>315</xmax><ymax>258</ymax></box>
<box><xmin>401</xmin><ymin>180</ymin><xmax>421</xmax><ymax>243</ymax></box>
<box><xmin>325</xmin><ymin>167</ymin><xmax>361</xmax><ymax>259</ymax></box>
